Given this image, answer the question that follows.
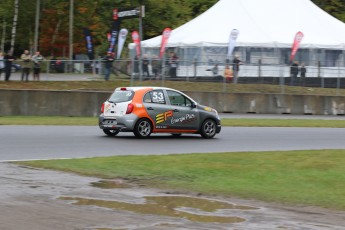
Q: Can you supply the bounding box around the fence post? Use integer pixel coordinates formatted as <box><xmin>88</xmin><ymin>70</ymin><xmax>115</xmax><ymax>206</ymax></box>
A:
<box><xmin>130</xmin><ymin>56</ymin><xmax>135</xmax><ymax>86</ymax></box>
<box><xmin>223</xmin><ymin>70</ymin><xmax>227</xmax><ymax>93</ymax></box>
<box><xmin>280</xmin><ymin>64</ymin><xmax>285</xmax><ymax>94</ymax></box>
<box><xmin>258</xmin><ymin>59</ymin><xmax>263</xmax><ymax>84</ymax></box>
<box><xmin>193</xmin><ymin>58</ymin><xmax>197</xmax><ymax>79</ymax></box>
<box><xmin>161</xmin><ymin>55</ymin><xmax>166</xmax><ymax>87</ymax></box>
<box><xmin>46</xmin><ymin>60</ymin><xmax>50</xmax><ymax>74</ymax></box>
<box><xmin>317</xmin><ymin>61</ymin><xmax>324</xmax><ymax>88</ymax></box>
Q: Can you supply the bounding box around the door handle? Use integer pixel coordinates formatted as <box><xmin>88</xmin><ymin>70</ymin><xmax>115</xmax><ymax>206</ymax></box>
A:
<box><xmin>173</xmin><ymin>109</ymin><xmax>179</xmax><ymax>112</ymax></box>
<box><xmin>147</xmin><ymin>107</ymin><xmax>154</xmax><ymax>110</ymax></box>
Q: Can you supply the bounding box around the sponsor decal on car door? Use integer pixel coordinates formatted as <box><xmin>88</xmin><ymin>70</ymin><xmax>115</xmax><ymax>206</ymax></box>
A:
<box><xmin>143</xmin><ymin>90</ymin><xmax>172</xmax><ymax>130</ymax></box>
<box><xmin>166</xmin><ymin>90</ymin><xmax>199</xmax><ymax>131</ymax></box>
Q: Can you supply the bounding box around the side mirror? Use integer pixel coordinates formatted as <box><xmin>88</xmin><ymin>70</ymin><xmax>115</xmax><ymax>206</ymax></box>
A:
<box><xmin>191</xmin><ymin>102</ymin><xmax>197</xmax><ymax>108</ymax></box>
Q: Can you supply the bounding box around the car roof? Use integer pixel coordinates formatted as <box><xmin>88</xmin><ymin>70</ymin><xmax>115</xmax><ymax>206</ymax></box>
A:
<box><xmin>113</xmin><ymin>86</ymin><xmax>198</xmax><ymax>104</ymax></box>
<box><xmin>114</xmin><ymin>86</ymin><xmax>177</xmax><ymax>92</ymax></box>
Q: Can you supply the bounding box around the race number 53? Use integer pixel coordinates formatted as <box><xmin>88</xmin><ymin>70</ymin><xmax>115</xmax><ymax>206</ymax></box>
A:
<box><xmin>152</xmin><ymin>91</ymin><xmax>164</xmax><ymax>102</ymax></box>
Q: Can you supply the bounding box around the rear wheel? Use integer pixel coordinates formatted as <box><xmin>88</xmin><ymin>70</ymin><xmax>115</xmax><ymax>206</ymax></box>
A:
<box><xmin>200</xmin><ymin>119</ymin><xmax>217</xmax><ymax>139</ymax></box>
<box><xmin>103</xmin><ymin>129</ymin><xmax>120</xmax><ymax>137</ymax></box>
<box><xmin>133</xmin><ymin>118</ymin><xmax>152</xmax><ymax>138</ymax></box>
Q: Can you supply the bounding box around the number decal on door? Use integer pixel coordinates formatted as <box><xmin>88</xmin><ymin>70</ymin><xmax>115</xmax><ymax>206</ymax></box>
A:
<box><xmin>152</xmin><ymin>91</ymin><xmax>164</xmax><ymax>103</ymax></box>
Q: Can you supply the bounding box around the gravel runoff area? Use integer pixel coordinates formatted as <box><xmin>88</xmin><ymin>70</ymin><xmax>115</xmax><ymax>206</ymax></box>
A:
<box><xmin>1</xmin><ymin>162</ymin><xmax>344</xmax><ymax>230</ymax></box>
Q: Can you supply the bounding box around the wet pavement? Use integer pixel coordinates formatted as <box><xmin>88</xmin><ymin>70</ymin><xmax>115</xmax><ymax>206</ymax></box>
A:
<box><xmin>1</xmin><ymin>163</ymin><xmax>344</xmax><ymax>230</ymax></box>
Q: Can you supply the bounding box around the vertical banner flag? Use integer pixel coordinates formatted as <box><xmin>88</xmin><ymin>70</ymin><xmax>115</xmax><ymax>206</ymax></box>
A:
<box><xmin>131</xmin><ymin>31</ymin><xmax>141</xmax><ymax>57</ymax></box>
<box><xmin>159</xmin><ymin>28</ymin><xmax>172</xmax><ymax>58</ymax></box>
<box><xmin>108</xmin><ymin>8</ymin><xmax>122</xmax><ymax>54</ymax></box>
<box><xmin>227</xmin><ymin>29</ymin><xmax>239</xmax><ymax>58</ymax></box>
<box><xmin>117</xmin><ymin>28</ymin><xmax>128</xmax><ymax>59</ymax></box>
<box><xmin>83</xmin><ymin>28</ymin><xmax>94</xmax><ymax>60</ymax></box>
<box><xmin>290</xmin><ymin>31</ymin><xmax>304</xmax><ymax>61</ymax></box>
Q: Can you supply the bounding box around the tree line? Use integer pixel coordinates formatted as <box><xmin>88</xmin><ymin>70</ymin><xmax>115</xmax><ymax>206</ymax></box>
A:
<box><xmin>0</xmin><ymin>0</ymin><xmax>344</xmax><ymax>58</ymax></box>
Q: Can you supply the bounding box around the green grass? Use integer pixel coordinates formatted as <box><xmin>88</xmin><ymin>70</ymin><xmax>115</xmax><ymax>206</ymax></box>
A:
<box><xmin>17</xmin><ymin>149</ymin><xmax>345</xmax><ymax>210</ymax></box>
<box><xmin>1</xmin><ymin>78</ymin><xmax>345</xmax><ymax>96</ymax></box>
<box><xmin>0</xmin><ymin>116</ymin><xmax>97</xmax><ymax>126</ymax></box>
<box><xmin>1</xmin><ymin>116</ymin><xmax>345</xmax><ymax>128</ymax></box>
<box><xmin>221</xmin><ymin>118</ymin><xmax>345</xmax><ymax>128</ymax></box>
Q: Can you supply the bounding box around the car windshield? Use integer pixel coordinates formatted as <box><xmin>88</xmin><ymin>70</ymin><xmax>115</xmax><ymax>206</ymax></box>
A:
<box><xmin>108</xmin><ymin>90</ymin><xmax>134</xmax><ymax>103</ymax></box>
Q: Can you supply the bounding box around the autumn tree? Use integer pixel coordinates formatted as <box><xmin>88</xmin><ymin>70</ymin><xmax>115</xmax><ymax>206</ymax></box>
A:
<box><xmin>1</xmin><ymin>0</ymin><xmax>344</xmax><ymax>58</ymax></box>
<box><xmin>311</xmin><ymin>0</ymin><xmax>345</xmax><ymax>21</ymax></box>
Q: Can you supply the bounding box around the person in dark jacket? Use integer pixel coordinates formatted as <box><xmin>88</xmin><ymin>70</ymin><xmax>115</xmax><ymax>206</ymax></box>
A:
<box><xmin>232</xmin><ymin>55</ymin><xmax>243</xmax><ymax>84</ymax></box>
<box><xmin>290</xmin><ymin>61</ymin><xmax>299</xmax><ymax>86</ymax></box>
<box><xmin>168</xmin><ymin>52</ymin><xmax>178</xmax><ymax>78</ymax></box>
<box><xmin>300</xmin><ymin>62</ymin><xmax>307</xmax><ymax>86</ymax></box>
<box><xmin>4</xmin><ymin>52</ymin><xmax>15</xmax><ymax>81</ymax></box>
<box><xmin>142</xmin><ymin>54</ymin><xmax>150</xmax><ymax>80</ymax></box>
<box><xmin>103</xmin><ymin>52</ymin><xmax>114</xmax><ymax>81</ymax></box>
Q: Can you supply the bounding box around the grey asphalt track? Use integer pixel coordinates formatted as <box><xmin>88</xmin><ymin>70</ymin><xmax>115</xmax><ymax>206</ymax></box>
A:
<box><xmin>1</xmin><ymin>125</ymin><xmax>345</xmax><ymax>162</ymax></box>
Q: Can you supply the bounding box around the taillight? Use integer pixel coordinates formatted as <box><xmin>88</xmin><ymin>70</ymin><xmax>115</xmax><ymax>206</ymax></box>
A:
<box><xmin>101</xmin><ymin>103</ymin><xmax>105</xmax><ymax>113</ymax></box>
<box><xmin>126</xmin><ymin>103</ymin><xmax>134</xmax><ymax>114</ymax></box>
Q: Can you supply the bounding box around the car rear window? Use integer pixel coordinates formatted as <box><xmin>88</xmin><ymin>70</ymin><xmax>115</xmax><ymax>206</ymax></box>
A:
<box><xmin>108</xmin><ymin>90</ymin><xmax>134</xmax><ymax>103</ymax></box>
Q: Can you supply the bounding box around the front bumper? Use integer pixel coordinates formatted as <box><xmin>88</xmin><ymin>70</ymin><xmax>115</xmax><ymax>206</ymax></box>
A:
<box><xmin>216</xmin><ymin>119</ymin><xmax>221</xmax><ymax>133</ymax></box>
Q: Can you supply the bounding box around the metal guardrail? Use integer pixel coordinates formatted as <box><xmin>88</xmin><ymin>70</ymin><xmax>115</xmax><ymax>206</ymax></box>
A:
<box><xmin>9</xmin><ymin>59</ymin><xmax>345</xmax><ymax>92</ymax></box>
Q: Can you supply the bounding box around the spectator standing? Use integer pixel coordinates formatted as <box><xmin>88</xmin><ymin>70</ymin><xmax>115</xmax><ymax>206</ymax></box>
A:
<box><xmin>142</xmin><ymin>54</ymin><xmax>150</xmax><ymax>80</ymax></box>
<box><xmin>211</xmin><ymin>64</ymin><xmax>223</xmax><ymax>81</ymax></box>
<box><xmin>168</xmin><ymin>52</ymin><xmax>178</xmax><ymax>78</ymax></box>
<box><xmin>151</xmin><ymin>55</ymin><xmax>160</xmax><ymax>80</ymax></box>
<box><xmin>32</xmin><ymin>51</ymin><xmax>44</xmax><ymax>81</ymax></box>
<box><xmin>300</xmin><ymin>62</ymin><xmax>307</xmax><ymax>87</ymax></box>
<box><xmin>4</xmin><ymin>51</ymin><xmax>15</xmax><ymax>81</ymax></box>
<box><xmin>20</xmin><ymin>50</ymin><xmax>32</xmax><ymax>82</ymax></box>
<box><xmin>212</xmin><ymin>64</ymin><xmax>219</xmax><ymax>76</ymax></box>
<box><xmin>0</xmin><ymin>52</ymin><xmax>4</xmax><ymax>80</ymax></box>
<box><xmin>232</xmin><ymin>55</ymin><xmax>243</xmax><ymax>84</ymax></box>
<box><xmin>224</xmin><ymin>64</ymin><xmax>233</xmax><ymax>82</ymax></box>
<box><xmin>133</xmin><ymin>56</ymin><xmax>139</xmax><ymax>78</ymax></box>
<box><xmin>290</xmin><ymin>60</ymin><xmax>299</xmax><ymax>86</ymax></box>
<box><xmin>103</xmin><ymin>52</ymin><xmax>114</xmax><ymax>81</ymax></box>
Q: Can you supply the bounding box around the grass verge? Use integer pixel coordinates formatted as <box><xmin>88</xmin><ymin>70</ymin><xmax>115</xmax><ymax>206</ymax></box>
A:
<box><xmin>221</xmin><ymin>118</ymin><xmax>345</xmax><ymax>128</ymax></box>
<box><xmin>1</xmin><ymin>116</ymin><xmax>345</xmax><ymax>128</ymax></box>
<box><xmin>0</xmin><ymin>116</ymin><xmax>97</xmax><ymax>126</ymax></box>
<box><xmin>17</xmin><ymin>149</ymin><xmax>345</xmax><ymax>210</ymax></box>
<box><xmin>1</xmin><ymin>79</ymin><xmax>345</xmax><ymax>96</ymax></box>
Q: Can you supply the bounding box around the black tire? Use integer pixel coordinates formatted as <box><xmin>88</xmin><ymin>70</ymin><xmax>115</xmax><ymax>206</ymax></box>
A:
<box><xmin>133</xmin><ymin>118</ymin><xmax>152</xmax><ymax>138</ymax></box>
<box><xmin>200</xmin><ymin>119</ymin><xmax>217</xmax><ymax>139</ymax></box>
<box><xmin>103</xmin><ymin>129</ymin><xmax>120</xmax><ymax>136</ymax></box>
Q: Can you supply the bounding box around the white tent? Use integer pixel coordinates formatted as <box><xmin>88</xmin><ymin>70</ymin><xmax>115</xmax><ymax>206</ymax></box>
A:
<box><xmin>142</xmin><ymin>0</ymin><xmax>345</xmax><ymax>49</ymax></box>
<box><xmin>139</xmin><ymin>0</ymin><xmax>345</xmax><ymax>77</ymax></box>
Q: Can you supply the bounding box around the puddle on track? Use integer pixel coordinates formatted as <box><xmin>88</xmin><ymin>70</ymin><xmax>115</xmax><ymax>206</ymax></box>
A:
<box><xmin>60</xmin><ymin>195</ymin><xmax>257</xmax><ymax>224</ymax></box>
<box><xmin>90</xmin><ymin>180</ymin><xmax>131</xmax><ymax>189</ymax></box>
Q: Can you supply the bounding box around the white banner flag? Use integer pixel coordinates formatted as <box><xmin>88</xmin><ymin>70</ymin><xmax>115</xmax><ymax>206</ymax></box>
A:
<box><xmin>117</xmin><ymin>28</ymin><xmax>128</xmax><ymax>59</ymax></box>
<box><xmin>227</xmin><ymin>29</ymin><xmax>239</xmax><ymax>58</ymax></box>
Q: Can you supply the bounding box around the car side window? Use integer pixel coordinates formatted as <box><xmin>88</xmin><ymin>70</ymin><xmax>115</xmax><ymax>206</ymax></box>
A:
<box><xmin>167</xmin><ymin>90</ymin><xmax>192</xmax><ymax>107</ymax></box>
<box><xmin>144</xmin><ymin>90</ymin><xmax>166</xmax><ymax>104</ymax></box>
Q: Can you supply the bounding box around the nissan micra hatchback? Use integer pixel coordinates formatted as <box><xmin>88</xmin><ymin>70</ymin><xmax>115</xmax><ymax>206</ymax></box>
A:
<box><xmin>99</xmin><ymin>87</ymin><xmax>221</xmax><ymax>138</ymax></box>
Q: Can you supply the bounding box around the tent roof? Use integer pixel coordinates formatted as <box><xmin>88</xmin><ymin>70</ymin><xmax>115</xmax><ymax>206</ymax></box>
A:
<box><xmin>141</xmin><ymin>0</ymin><xmax>345</xmax><ymax>49</ymax></box>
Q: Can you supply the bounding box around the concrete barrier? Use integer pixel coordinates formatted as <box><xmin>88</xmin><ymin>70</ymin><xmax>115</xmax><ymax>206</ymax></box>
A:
<box><xmin>0</xmin><ymin>89</ymin><xmax>344</xmax><ymax>116</ymax></box>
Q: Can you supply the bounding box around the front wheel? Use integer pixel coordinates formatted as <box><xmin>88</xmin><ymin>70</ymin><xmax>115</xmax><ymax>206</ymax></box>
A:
<box><xmin>200</xmin><ymin>119</ymin><xmax>217</xmax><ymax>139</ymax></box>
<box><xmin>133</xmin><ymin>118</ymin><xmax>152</xmax><ymax>138</ymax></box>
<box><xmin>103</xmin><ymin>129</ymin><xmax>120</xmax><ymax>137</ymax></box>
